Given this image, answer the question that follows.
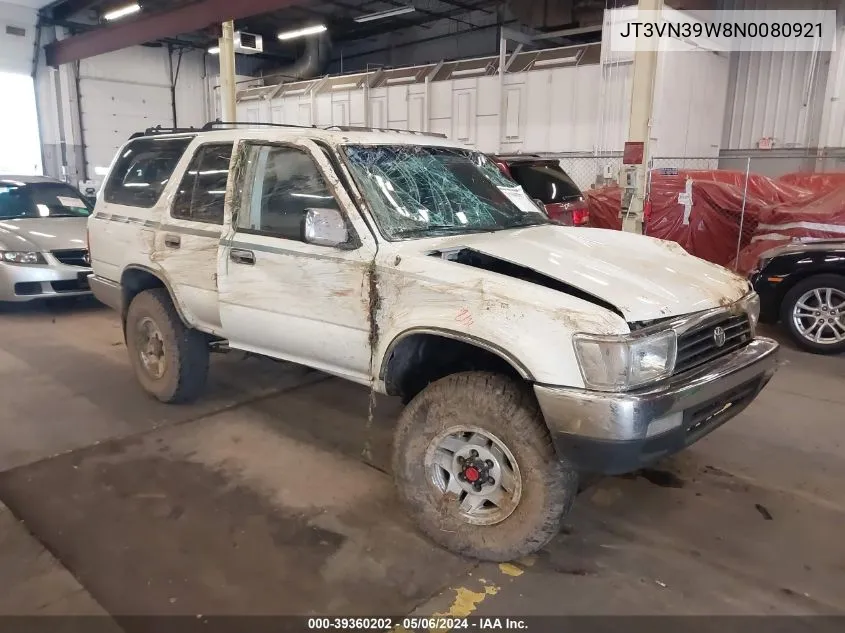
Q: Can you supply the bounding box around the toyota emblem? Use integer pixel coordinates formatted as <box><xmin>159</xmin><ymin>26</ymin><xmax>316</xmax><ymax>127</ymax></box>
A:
<box><xmin>713</xmin><ymin>326</ymin><xmax>726</xmax><ymax>348</ymax></box>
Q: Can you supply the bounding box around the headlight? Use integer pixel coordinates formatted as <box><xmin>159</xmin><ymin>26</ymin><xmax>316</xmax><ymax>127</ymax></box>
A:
<box><xmin>741</xmin><ymin>291</ymin><xmax>761</xmax><ymax>333</ymax></box>
<box><xmin>573</xmin><ymin>330</ymin><xmax>677</xmax><ymax>392</ymax></box>
<box><xmin>1</xmin><ymin>251</ymin><xmax>47</xmax><ymax>265</ymax></box>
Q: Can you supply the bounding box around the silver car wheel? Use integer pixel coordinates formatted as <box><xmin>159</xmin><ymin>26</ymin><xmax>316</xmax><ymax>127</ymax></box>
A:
<box><xmin>792</xmin><ymin>287</ymin><xmax>845</xmax><ymax>345</ymax></box>
<box><xmin>136</xmin><ymin>316</ymin><xmax>167</xmax><ymax>379</ymax></box>
<box><xmin>424</xmin><ymin>426</ymin><xmax>522</xmax><ymax>526</ymax></box>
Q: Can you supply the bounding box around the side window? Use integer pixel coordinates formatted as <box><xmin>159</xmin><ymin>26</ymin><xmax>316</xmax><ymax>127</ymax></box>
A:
<box><xmin>238</xmin><ymin>145</ymin><xmax>339</xmax><ymax>241</ymax></box>
<box><xmin>104</xmin><ymin>136</ymin><xmax>194</xmax><ymax>208</ymax></box>
<box><xmin>172</xmin><ymin>143</ymin><xmax>233</xmax><ymax>224</ymax></box>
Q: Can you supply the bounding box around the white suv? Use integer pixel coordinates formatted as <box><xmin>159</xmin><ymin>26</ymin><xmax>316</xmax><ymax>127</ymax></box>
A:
<box><xmin>88</xmin><ymin>123</ymin><xmax>779</xmax><ymax>561</ymax></box>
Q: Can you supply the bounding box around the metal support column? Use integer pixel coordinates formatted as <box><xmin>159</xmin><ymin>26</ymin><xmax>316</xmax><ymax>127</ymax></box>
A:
<box><xmin>498</xmin><ymin>29</ymin><xmax>507</xmax><ymax>153</ymax></box>
<box><xmin>623</xmin><ymin>0</ymin><xmax>662</xmax><ymax>234</ymax></box>
<box><xmin>219</xmin><ymin>20</ymin><xmax>237</xmax><ymax>121</ymax></box>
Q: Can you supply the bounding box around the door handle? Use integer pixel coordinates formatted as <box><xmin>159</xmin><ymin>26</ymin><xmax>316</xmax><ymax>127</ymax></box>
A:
<box><xmin>230</xmin><ymin>248</ymin><xmax>255</xmax><ymax>265</ymax></box>
<box><xmin>164</xmin><ymin>234</ymin><xmax>181</xmax><ymax>249</ymax></box>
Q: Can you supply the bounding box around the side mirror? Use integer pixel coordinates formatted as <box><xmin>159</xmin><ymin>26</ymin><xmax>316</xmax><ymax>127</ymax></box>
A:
<box><xmin>303</xmin><ymin>208</ymin><xmax>349</xmax><ymax>248</ymax></box>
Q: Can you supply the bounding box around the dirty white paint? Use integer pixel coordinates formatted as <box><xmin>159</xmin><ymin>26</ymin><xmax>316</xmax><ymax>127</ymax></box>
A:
<box><xmin>89</xmin><ymin>126</ymin><xmax>751</xmax><ymax>393</ymax></box>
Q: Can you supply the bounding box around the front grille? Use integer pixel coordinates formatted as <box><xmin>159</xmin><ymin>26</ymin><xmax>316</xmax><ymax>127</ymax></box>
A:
<box><xmin>674</xmin><ymin>314</ymin><xmax>752</xmax><ymax>375</ymax></box>
<box><xmin>52</xmin><ymin>249</ymin><xmax>89</xmax><ymax>267</ymax></box>
<box><xmin>14</xmin><ymin>281</ymin><xmax>42</xmax><ymax>296</ymax></box>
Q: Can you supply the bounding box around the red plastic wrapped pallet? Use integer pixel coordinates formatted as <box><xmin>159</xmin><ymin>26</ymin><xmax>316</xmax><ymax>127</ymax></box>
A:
<box><xmin>644</xmin><ymin>175</ymin><xmax>767</xmax><ymax>267</ymax></box>
<box><xmin>736</xmin><ymin>186</ymin><xmax>845</xmax><ymax>274</ymax></box>
<box><xmin>777</xmin><ymin>172</ymin><xmax>845</xmax><ymax>195</ymax></box>
<box><xmin>582</xmin><ymin>169</ymin><xmax>845</xmax><ymax>273</ymax></box>
<box><xmin>583</xmin><ymin>186</ymin><xmax>623</xmax><ymax>231</ymax></box>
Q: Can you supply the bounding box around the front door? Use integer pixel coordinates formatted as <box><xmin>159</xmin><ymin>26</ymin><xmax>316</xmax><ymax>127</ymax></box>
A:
<box><xmin>217</xmin><ymin>139</ymin><xmax>377</xmax><ymax>384</ymax></box>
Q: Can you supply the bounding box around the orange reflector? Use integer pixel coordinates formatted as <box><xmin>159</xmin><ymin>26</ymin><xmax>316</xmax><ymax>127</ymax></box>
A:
<box><xmin>767</xmin><ymin>277</ymin><xmax>784</xmax><ymax>283</ymax></box>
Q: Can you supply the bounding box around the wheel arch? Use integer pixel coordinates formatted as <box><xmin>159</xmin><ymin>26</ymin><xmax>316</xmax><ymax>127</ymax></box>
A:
<box><xmin>771</xmin><ymin>266</ymin><xmax>845</xmax><ymax>310</ymax></box>
<box><xmin>379</xmin><ymin>328</ymin><xmax>534</xmax><ymax>403</ymax></box>
<box><xmin>120</xmin><ymin>265</ymin><xmax>189</xmax><ymax>331</ymax></box>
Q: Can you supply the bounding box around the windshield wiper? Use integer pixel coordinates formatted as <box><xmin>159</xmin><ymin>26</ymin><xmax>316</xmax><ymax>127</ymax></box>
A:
<box><xmin>501</xmin><ymin>219</ymin><xmax>548</xmax><ymax>230</ymax></box>
<box><xmin>393</xmin><ymin>226</ymin><xmax>500</xmax><ymax>238</ymax></box>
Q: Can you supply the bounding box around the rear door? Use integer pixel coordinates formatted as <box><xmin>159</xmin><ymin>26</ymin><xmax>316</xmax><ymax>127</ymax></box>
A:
<box><xmin>89</xmin><ymin>135</ymin><xmax>193</xmax><ymax>293</ymax></box>
<box><xmin>156</xmin><ymin>142</ymin><xmax>233</xmax><ymax>333</ymax></box>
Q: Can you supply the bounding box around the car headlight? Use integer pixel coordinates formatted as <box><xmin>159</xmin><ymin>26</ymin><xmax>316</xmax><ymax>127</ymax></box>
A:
<box><xmin>573</xmin><ymin>330</ymin><xmax>677</xmax><ymax>392</ymax></box>
<box><xmin>1</xmin><ymin>251</ymin><xmax>47</xmax><ymax>265</ymax></box>
<box><xmin>740</xmin><ymin>291</ymin><xmax>761</xmax><ymax>333</ymax></box>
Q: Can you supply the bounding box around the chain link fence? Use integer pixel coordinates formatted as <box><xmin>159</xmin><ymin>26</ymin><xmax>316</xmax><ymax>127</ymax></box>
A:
<box><xmin>537</xmin><ymin>149</ymin><xmax>845</xmax><ymax>270</ymax></box>
<box><xmin>543</xmin><ymin>149</ymin><xmax>845</xmax><ymax>190</ymax></box>
<box><xmin>536</xmin><ymin>152</ymin><xmax>624</xmax><ymax>191</ymax></box>
<box><xmin>652</xmin><ymin>149</ymin><xmax>845</xmax><ymax>179</ymax></box>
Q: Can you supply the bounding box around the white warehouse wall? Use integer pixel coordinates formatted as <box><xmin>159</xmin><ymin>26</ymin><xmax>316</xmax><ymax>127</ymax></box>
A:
<box><xmin>721</xmin><ymin>47</ymin><xmax>830</xmax><ymax>149</ymax></box>
<box><xmin>76</xmin><ymin>46</ymin><xmax>209</xmax><ymax>176</ymax></box>
<box><xmin>0</xmin><ymin>1</ymin><xmax>37</xmax><ymax>75</ymax></box>
<box><xmin>237</xmin><ymin>63</ymin><xmax>609</xmax><ymax>155</ymax></box>
<box><xmin>36</xmin><ymin>43</ymin><xmax>210</xmax><ymax>186</ymax></box>
<box><xmin>818</xmin><ymin>25</ymin><xmax>845</xmax><ymax>148</ymax></box>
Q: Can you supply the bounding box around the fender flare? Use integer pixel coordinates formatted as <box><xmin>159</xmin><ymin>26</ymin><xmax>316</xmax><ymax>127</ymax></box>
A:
<box><xmin>378</xmin><ymin>327</ymin><xmax>534</xmax><ymax>383</ymax></box>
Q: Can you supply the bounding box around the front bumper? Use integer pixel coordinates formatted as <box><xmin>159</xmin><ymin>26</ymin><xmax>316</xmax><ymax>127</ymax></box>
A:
<box><xmin>0</xmin><ymin>261</ymin><xmax>93</xmax><ymax>302</ymax></box>
<box><xmin>534</xmin><ymin>338</ymin><xmax>779</xmax><ymax>475</ymax></box>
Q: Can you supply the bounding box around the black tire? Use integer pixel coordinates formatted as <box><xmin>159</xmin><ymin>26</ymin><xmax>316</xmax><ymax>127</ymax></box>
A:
<box><xmin>392</xmin><ymin>371</ymin><xmax>578</xmax><ymax>561</ymax></box>
<box><xmin>125</xmin><ymin>288</ymin><xmax>209</xmax><ymax>403</ymax></box>
<box><xmin>781</xmin><ymin>274</ymin><xmax>845</xmax><ymax>355</ymax></box>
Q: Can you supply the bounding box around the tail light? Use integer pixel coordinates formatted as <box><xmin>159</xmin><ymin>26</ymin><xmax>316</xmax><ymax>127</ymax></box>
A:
<box><xmin>570</xmin><ymin>201</ymin><xmax>590</xmax><ymax>226</ymax></box>
<box><xmin>495</xmin><ymin>161</ymin><xmax>512</xmax><ymax>179</ymax></box>
<box><xmin>547</xmin><ymin>200</ymin><xmax>590</xmax><ymax>226</ymax></box>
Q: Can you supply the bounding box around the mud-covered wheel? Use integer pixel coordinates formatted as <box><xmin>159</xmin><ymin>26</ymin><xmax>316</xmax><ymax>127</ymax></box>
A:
<box><xmin>781</xmin><ymin>274</ymin><xmax>845</xmax><ymax>355</ymax></box>
<box><xmin>393</xmin><ymin>372</ymin><xmax>578</xmax><ymax>561</ymax></box>
<box><xmin>125</xmin><ymin>288</ymin><xmax>209</xmax><ymax>403</ymax></box>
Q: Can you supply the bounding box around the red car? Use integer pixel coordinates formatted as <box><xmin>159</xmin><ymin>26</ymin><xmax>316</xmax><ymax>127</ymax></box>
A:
<box><xmin>493</xmin><ymin>154</ymin><xmax>589</xmax><ymax>227</ymax></box>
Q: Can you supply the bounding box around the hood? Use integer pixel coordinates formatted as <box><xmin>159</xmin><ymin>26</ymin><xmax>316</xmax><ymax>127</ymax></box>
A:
<box><xmin>419</xmin><ymin>225</ymin><xmax>749</xmax><ymax>322</ymax></box>
<box><xmin>0</xmin><ymin>218</ymin><xmax>89</xmax><ymax>252</ymax></box>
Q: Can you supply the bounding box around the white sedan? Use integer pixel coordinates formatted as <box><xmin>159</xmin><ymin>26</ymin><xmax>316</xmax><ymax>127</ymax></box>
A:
<box><xmin>0</xmin><ymin>175</ymin><xmax>93</xmax><ymax>303</ymax></box>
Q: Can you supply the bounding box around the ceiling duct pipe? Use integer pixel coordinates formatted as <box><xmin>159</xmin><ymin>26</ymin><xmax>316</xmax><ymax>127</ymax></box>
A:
<box><xmin>261</xmin><ymin>30</ymin><xmax>332</xmax><ymax>85</ymax></box>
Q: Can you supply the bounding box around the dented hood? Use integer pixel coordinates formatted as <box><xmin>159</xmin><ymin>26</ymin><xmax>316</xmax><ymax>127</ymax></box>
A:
<box><xmin>439</xmin><ymin>225</ymin><xmax>749</xmax><ymax>322</ymax></box>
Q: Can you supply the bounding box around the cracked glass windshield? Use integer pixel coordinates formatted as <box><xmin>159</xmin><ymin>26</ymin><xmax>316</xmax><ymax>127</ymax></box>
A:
<box><xmin>343</xmin><ymin>145</ymin><xmax>549</xmax><ymax>240</ymax></box>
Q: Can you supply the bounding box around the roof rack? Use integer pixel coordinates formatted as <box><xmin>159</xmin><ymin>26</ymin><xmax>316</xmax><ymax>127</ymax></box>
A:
<box><xmin>133</xmin><ymin>120</ymin><xmax>450</xmax><ymax>139</ymax></box>
<box><xmin>323</xmin><ymin>125</ymin><xmax>448</xmax><ymax>138</ymax></box>
<box><xmin>201</xmin><ymin>120</ymin><xmax>317</xmax><ymax>131</ymax></box>
<box><xmin>130</xmin><ymin>125</ymin><xmax>201</xmax><ymax>139</ymax></box>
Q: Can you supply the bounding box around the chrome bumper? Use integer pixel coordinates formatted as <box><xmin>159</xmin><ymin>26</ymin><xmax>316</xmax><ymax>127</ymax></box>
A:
<box><xmin>89</xmin><ymin>275</ymin><xmax>122</xmax><ymax>311</ymax></box>
<box><xmin>534</xmin><ymin>338</ymin><xmax>779</xmax><ymax>474</ymax></box>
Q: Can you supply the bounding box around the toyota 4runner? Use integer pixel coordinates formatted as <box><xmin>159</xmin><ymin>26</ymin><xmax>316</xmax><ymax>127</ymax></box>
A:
<box><xmin>88</xmin><ymin>123</ymin><xmax>779</xmax><ymax>561</ymax></box>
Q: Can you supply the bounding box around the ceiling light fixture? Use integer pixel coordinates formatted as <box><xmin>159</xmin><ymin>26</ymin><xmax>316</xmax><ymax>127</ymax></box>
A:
<box><xmin>277</xmin><ymin>24</ymin><xmax>327</xmax><ymax>41</ymax></box>
<box><xmin>450</xmin><ymin>67</ymin><xmax>489</xmax><ymax>77</ymax></box>
<box><xmin>354</xmin><ymin>6</ymin><xmax>416</xmax><ymax>23</ymax></box>
<box><xmin>207</xmin><ymin>46</ymin><xmax>220</xmax><ymax>54</ymax></box>
<box><xmin>385</xmin><ymin>75</ymin><xmax>416</xmax><ymax>85</ymax></box>
<box><xmin>532</xmin><ymin>53</ymin><xmax>582</xmax><ymax>68</ymax></box>
<box><xmin>103</xmin><ymin>2</ymin><xmax>141</xmax><ymax>21</ymax></box>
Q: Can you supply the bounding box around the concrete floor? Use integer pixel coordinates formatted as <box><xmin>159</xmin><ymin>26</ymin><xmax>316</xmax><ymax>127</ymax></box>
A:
<box><xmin>0</xmin><ymin>298</ymin><xmax>843</xmax><ymax>622</ymax></box>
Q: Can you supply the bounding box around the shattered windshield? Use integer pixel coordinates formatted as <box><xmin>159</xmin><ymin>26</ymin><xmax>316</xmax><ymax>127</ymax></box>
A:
<box><xmin>342</xmin><ymin>145</ymin><xmax>549</xmax><ymax>240</ymax></box>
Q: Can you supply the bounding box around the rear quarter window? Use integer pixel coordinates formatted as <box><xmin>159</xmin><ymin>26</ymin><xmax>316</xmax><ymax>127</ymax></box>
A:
<box><xmin>104</xmin><ymin>136</ymin><xmax>194</xmax><ymax>208</ymax></box>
